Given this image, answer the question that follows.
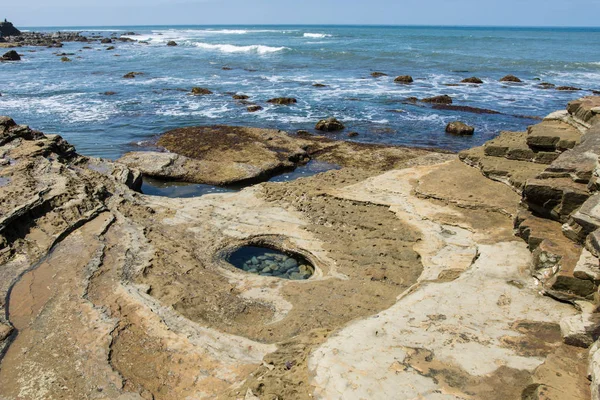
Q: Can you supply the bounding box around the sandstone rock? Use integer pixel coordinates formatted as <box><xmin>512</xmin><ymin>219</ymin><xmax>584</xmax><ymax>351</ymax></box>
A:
<box><xmin>568</xmin><ymin>97</ymin><xmax>600</xmax><ymax>126</ymax></box>
<box><xmin>191</xmin><ymin>87</ymin><xmax>213</xmax><ymax>95</ymax></box>
<box><xmin>315</xmin><ymin>118</ymin><xmax>345</xmax><ymax>132</ymax></box>
<box><xmin>526</xmin><ymin>120</ymin><xmax>581</xmax><ymax>151</ymax></box>
<box><xmin>371</xmin><ymin>72</ymin><xmax>387</xmax><ymax>78</ymax></box>
<box><xmin>60</xmin><ymin>56</ymin><xmax>71</xmax><ymax>62</ymax></box>
<box><xmin>482</xmin><ymin>130</ymin><xmax>558</xmax><ymax>164</ymax></box>
<box><xmin>123</xmin><ymin>71</ymin><xmax>143</xmax><ymax>79</ymax></box>
<box><xmin>445</xmin><ymin>121</ymin><xmax>474</xmax><ymax>135</ymax></box>
<box><xmin>267</xmin><ymin>97</ymin><xmax>297</xmax><ymax>105</ymax></box>
<box><xmin>1</xmin><ymin>50</ymin><xmax>20</xmax><ymax>61</ymax></box>
<box><xmin>500</xmin><ymin>74</ymin><xmax>522</xmax><ymax>83</ymax></box>
<box><xmin>166</xmin><ymin>41</ymin><xmax>177</xmax><ymax>46</ymax></box>
<box><xmin>394</xmin><ymin>75</ymin><xmax>413</xmax><ymax>84</ymax></box>
<box><xmin>459</xmin><ymin>146</ymin><xmax>547</xmax><ymax>192</ymax></box>
<box><xmin>538</xmin><ymin>82</ymin><xmax>556</xmax><ymax>89</ymax></box>
<box><xmin>461</xmin><ymin>77</ymin><xmax>483</xmax><ymax>84</ymax></box>
<box><xmin>523</xmin><ymin>178</ymin><xmax>590</xmax><ymax>223</ymax></box>
<box><xmin>421</xmin><ymin>94</ymin><xmax>452</xmax><ymax>104</ymax></box>
<box><xmin>247</xmin><ymin>105</ymin><xmax>262</xmax><ymax>112</ymax></box>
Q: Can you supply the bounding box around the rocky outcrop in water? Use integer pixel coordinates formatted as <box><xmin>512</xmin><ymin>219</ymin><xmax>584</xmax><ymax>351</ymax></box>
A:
<box><xmin>461</xmin><ymin>76</ymin><xmax>483</xmax><ymax>84</ymax></box>
<box><xmin>500</xmin><ymin>74</ymin><xmax>522</xmax><ymax>83</ymax></box>
<box><xmin>394</xmin><ymin>75</ymin><xmax>413</xmax><ymax>84</ymax></box>
<box><xmin>315</xmin><ymin>117</ymin><xmax>345</xmax><ymax>132</ymax></box>
<box><xmin>445</xmin><ymin>121</ymin><xmax>474</xmax><ymax>135</ymax></box>
<box><xmin>1</xmin><ymin>50</ymin><xmax>19</xmax><ymax>61</ymax></box>
<box><xmin>267</xmin><ymin>97</ymin><xmax>297</xmax><ymax>105</ymax></box>
<box><xmin>191</xmin><ymin>87</ymin><xmax>213</xmax><ymax>95</ymax></box>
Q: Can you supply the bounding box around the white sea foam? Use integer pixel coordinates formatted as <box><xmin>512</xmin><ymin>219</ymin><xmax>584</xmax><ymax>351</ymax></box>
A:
<box><xmin>193</xmin><ymin>42</ymin><xmax>288</xmax><ymax>54</ymax></box>
<box><xmin>303</xmin><ymin>33</ymin><xmax>332</xmax><ymax>38</ymax></box>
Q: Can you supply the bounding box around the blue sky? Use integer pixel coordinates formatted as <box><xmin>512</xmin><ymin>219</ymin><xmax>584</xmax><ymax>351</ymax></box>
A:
<box><xmin>5</xmin><ymin>0</ymin><xmax>600</xmax><ymax>27</ymax></box>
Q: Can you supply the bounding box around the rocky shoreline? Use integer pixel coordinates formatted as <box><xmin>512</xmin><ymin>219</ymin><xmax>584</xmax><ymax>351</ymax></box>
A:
<box><xmin>0</xmin><ymin>96</ymin><xmax>599</xmax><ymax>399</ymax></box>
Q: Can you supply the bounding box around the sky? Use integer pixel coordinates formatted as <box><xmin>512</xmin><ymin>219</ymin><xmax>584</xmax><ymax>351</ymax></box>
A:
<box><xmin>4</xmin><ymin>0</ymin><xmax>600</xmax><ymax>27</ymax></box>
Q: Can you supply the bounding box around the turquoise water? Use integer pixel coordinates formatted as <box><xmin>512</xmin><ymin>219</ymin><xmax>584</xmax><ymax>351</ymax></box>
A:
<box><xmin>1</xmin><ymin>25</ymin><xmax>599</xmax><ymax>159</ymax></box>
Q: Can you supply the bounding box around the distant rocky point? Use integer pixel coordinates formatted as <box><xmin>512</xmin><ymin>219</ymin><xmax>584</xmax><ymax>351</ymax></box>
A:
<box><xmin>0</xmin><ymin>19</ymin><xmax>21</xmax><ymax>37</ymax></box>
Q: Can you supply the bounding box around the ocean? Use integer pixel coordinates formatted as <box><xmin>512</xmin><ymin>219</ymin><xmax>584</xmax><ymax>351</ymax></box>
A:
<box><xmin>1</xmin><ymin>25</ymin><xmax>599</xmax><ymax>160</ymax></box>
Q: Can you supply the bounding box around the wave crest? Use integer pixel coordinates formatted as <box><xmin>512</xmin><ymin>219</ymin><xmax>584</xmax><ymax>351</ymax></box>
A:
<box><xmin>193</xmin><ymin>42</ymin><xmax>288</xmax><ymax>54</ymax></box>
<box><xmin>303</xmin><ymin>33</ymin><xmax>332</xmax><ymax>38</ymax></box>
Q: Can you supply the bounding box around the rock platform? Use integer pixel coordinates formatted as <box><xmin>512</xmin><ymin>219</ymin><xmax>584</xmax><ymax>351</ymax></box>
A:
<box><xmin>1</xmin><ymin>98</ymin><xmax>600</xmax><ymax>400</ymax></box>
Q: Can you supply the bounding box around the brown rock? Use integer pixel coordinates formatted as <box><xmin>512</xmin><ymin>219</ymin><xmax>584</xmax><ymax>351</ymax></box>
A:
<box><xmin>500</xmin><ymin>75</ymin><xmax>522</xmax><ymax>83</ymax></box>
<box><xmin>313</xmin><ymin>83</ymin><xmax>327</xmax><ymax>88</ymax></box>
<box><xmin>167</xmin><ymin>41</ymin><xmax>178</xmax><ymax>46</ymax></box>
<box><xmin>461</xmin><ymin>77</ymin><xmax>483</xmax><ymax>84</ymax></box>
<box><xmin>371</xmin><ymin>72</ymin><xmax>388</xmax><ymax>78</ymax></box>
<box><xmin>557</xmin><ymin>86</ymin><xmax>582</xmax><ymax>91</ymax></box>
<box><xmin>315</xmin><ymin>118</ymin><xmax>345</xmax><ymax>132</ymax></box>
<box><xmin>123</xmin><ymin>72</ymin><xmax>143</xmax><ymax>79</ymax></box>
<box><xmin>445</xmin><ymin>121</ymin><xmax>475</xmax><ymax>135</ymax></box>
<box><xmin>394</xmin><ymin>75</ymin><xmax>413</xmax><ymax>84</ymax></box>
<box><xmin>422</xmin><ymin>95</ymin><xmax>452</xmax><ymax>104</ymax></box>
<box><xmin>267</xmin><ymin>97</ymin><xmax>297</xmax><ymax>105</ymax></box>
<box><xmin>191</xmin><ymin>87</ymin><xmax>213</xmax><ymax>95</ymax></box>
<box><xmin>247</xmin><ymin>105</ymin><xmax>263</xmax><ymax>112</ymax></box>
<box><xmin>60</xmin><ymin>56</ymin><xmax>71</xmax><ymax>62</ymax></box>
<box><xmin>233</xmin><ymin>94</ymin><xmax>249</xmax><ymax>100</ymax></box>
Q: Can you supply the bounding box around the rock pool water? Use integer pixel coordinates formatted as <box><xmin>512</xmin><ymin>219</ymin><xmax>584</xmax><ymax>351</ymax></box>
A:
<box><xmin>140</xmin><ymin>160</ymin><xmax>340</xmax><ymax>198</ymax></box>
<box><xmin>228</xmin><ymin>246</ymin><xmax>314</xmax><ymax>280</ymax></box>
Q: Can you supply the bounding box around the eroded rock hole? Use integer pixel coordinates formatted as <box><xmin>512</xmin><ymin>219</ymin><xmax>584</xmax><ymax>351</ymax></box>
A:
<box><xmin>228</xmin><ymin>246</ymin><xmax>314</xmax><ymax>280</ymax></box>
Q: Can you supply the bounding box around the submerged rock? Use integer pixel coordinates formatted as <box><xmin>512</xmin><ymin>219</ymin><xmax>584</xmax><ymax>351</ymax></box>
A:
<box><xmin>371</xmin><ymin>72</ymin><xmax>388</xmax><ymax>78</ymax></box>
<box><xmin>191</xmin><ymin>87</ymin><xmax>213</xmax><ymax>95</ymax></box>
<box><xmin>247</xmin><ymin>105</ymin><xmax>263</xmax><ymax>112</ymax></box>
<box><xmin>557</xmin><ymin>86</ymin><xmax>582</xmax><ymax>91</ymax></box>
<box><xmin>315</xmin><ymin>118</ymin><xmax>345</xmax><ymax>132</ymax></box>
<box><xmin>60</xmin><ymin>56</ymin><xmax>71</xmax><ymax>62</ymax></box>
<box><xmin>233</xmin><ymin>94</ymin><xmax>249</xmax><ymax>100</ymax></box>
<box><xmin>166</xmin><ymin>41</ymin><xmax>178</xmax><ymax>46</ymax></box>
<box><xmin>446</xmin><ymin>121</ymin><xmax>475</xmax><ymax>135</ymax></box>
<box><xmin>123</xmin><ymin>71</ymin><xmax>143</xmax><ymax>78</ymax></box>
<box><xmin>100</xmin><ymin>38</ymin><xmax>112</xmax><ymax>44</ymax></box>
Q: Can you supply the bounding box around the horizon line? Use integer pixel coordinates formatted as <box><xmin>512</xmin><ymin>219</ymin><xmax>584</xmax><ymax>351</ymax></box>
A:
<box><xmin>17</xmin><ymin>23</ymin><xmax>600</xmax><ymax>30</ymax></box>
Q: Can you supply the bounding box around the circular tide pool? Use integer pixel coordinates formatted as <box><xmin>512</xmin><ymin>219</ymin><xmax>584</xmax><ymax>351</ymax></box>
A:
<box><xmin>228</xmin><ymin>246</ymin><xmax>314</xmax><ymax>280</ymax></box>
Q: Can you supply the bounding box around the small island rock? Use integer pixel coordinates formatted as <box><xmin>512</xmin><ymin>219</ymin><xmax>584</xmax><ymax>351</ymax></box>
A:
<box><xmin>461</xmin><ymin>77</ymin><xmax>483</xmax><ymax>84</ymax></box>
<box><xmin>446</xmin><ymin>121</ymin><xmax>475</xmax><ymax>135</ymax></box>
<box><xmin>394</xmin><ymin>75</ymin><xmax>414</xmax><ymax>84</ymax></box>
<box><xmin>267</xmin><ymin>97</ymin><xmax>297</xmax><ymax>105</ymax></box>
<box><xmin>315</xmin><ymin>118</ymin><xmax>345</xmax><ymax>132</ymax></box>
<box><xmin>1</xmin><ymin>50</ymin><xmax>20</xmax><ymax>61</ymax></box>
<box><xmin>500</xmin><ymin>75</ymin><xmax>522</xmax><ymax>83</ymax></box>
